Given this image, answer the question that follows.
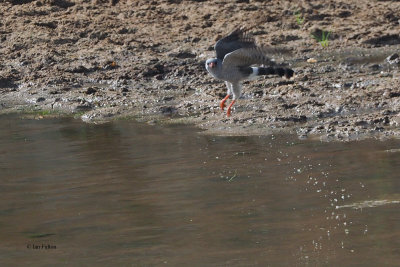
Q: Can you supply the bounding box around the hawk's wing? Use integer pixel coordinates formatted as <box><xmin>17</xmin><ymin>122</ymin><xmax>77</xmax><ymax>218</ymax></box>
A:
<box><xmin>222</xmin><ymin>47</ymin><xmax>276</xmax><ymax>68</ymax></box>
<box><xmin>215</xmin><ymin>27</ymin><xmax>256</xmax><ymax>60</ymax></box>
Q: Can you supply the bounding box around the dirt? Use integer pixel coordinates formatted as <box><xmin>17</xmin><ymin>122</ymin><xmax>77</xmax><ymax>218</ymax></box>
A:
<box><xmin>1</xmin><ymin>0</ymin><xmax>400</xmax><ymax>141</ymax></box>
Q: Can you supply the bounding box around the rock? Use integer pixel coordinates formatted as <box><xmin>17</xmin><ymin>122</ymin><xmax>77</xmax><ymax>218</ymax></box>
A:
<box><xmin>369</xmin><ymin>64</ymin><xmax>381</xmax><ymax>71</ymax></box>
<box><xmin>338</xmin><ymin>10</ymin><xmax>352</xmax><ymax>18</ymax></box>
<box><xmin>66</xmin><ymin>66</ymin><xmax>90</xmax><ymax>73</ymax></box>
<box><xmin>282</xmin><ymin>103</ymin><xmax>297</xmax><ymax>109</ymax></box>
<box><xmin>163</xmin><ymin>96</ymin><xmax>174</xmax><ymax>101</ymax></box>
<box><xmin>154</xmin><ymin>74</ymin><xmax>163</xmax><ymax>80</ymax></box>
<box><xmin>0</xmin><ymin>77</ymin><xmax>18</xmax><ymax>88</ymax></box>
<box><xmin>85</xmin><ymin>87</ymin><xmax>97</xmax><ymax>95</ymax></box>
<box><xmin>89</xmin><ymin>31</ymin><xmax>108</xmax><ymax>40</ymax></box>
<box><xmin>307</xmin><ymin>58</ymin><xmax>317</xmax><ymax>63</ymax></box>
<box><xmin>386</xmin><ymin>53</ymin><xmax>400</xmax><ymax>64</ymax></box>
<box><xmin>276</xmin><ymin>115</ymin><xmax>307</xmax><ymax>123</ymax></box>
<box><xmin>160</xmin><ymin>106</ymin><xmax>176</xmax><ymax>115</ymax></box>
<box><xmin>34</xmin><ymin>21</ymin><xmax>58</xmax><ymax>29</ymax></box>
<box><xmin>47</xmin><ymin>0</ymin><xmax>75</xmax><ymax>8</ymax></box>
<box><xmin>117</xmin><ymin>27</ymin><xmax>136</xmax><ymax>34</ymax></box>
<box><xmin>143</xmin><ymin>63</ymin><xmax>166</xmax><ymax>77</ymax></box>
<box><xmin>75</xmin><ymin>103</ymin><xmax>93</xmax><ymax>112</ymax></box>
<box><xmin>355</xmin><ymin>120</ymin><xmax>368</xmax><ymax>126</ymax></box>
<box><xmin>389</xmin><ymin>92</ymin><xmax>400</xmax><ymax>98</ymax></box>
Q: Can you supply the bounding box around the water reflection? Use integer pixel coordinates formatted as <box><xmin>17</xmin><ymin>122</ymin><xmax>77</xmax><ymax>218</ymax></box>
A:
<box><xmin>0</xmin><ymin>114</ymin><xmax>399</xmax><ymax>266</ymax></box>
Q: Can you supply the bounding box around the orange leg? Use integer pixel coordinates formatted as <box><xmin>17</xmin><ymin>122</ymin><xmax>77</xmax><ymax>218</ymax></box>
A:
<box><xmin>220</xmin><ymin>95</ymin><xmax>230</xmax><ymax>111</ymax></box>
<box><xmin>226</xmin><ymin>100</ymin><xmax>236</xmax><ymax>117</ymax></box>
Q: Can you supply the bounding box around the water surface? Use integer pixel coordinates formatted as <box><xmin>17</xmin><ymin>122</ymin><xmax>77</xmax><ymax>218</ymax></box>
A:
<box><xmin>0</xmin><ymin>114</ymin><xmax>399</xmax><ymax>266</ymax></box>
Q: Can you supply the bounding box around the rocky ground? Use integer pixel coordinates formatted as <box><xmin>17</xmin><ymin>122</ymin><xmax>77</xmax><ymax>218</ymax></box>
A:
<box><xmin>1</xmin><ymin>0</ymin><xmax>400</xmax><ymax>141</ymax></box>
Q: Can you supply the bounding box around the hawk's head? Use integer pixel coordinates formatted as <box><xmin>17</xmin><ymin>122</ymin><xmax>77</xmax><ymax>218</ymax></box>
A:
<box><xmin>206</xmin><ymin>58</ymin><xmax>218</xmax><ymax>69</ymax></box>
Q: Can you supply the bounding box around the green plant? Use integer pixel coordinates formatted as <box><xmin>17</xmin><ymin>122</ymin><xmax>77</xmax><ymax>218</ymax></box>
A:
<box><xmin>312</xmin><ymin>30</ymin><xmax>331</xmax><ymax>48</ymax></box>
<box><xmin>294</xmin><ymin>11</ymin><xmax>304</xmax><ymax>25</ymax></box>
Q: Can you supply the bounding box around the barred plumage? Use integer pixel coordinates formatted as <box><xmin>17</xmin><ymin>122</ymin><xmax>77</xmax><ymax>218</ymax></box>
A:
<box><xmin>205</xmin><ymin>27</ymin><xmax>294</xmax><ymax>117</ymax></box>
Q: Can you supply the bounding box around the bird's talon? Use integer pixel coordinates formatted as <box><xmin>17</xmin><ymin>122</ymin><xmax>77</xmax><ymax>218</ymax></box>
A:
<box><xmin>226</xmin><ymin>100</ymin><xmax>235</xmax><ymax>117</ymax></box>
<box><xmin>220</xmin><ymin>95</ymin><xmax>230</xmax><ymax>111</ymax></box>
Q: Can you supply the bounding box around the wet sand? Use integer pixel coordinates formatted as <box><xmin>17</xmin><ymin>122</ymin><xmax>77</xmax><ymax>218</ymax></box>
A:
<box><xmin>1</xmin><ymin>0</ymin><xmax>400</xmax><ymax>140</ymax></box>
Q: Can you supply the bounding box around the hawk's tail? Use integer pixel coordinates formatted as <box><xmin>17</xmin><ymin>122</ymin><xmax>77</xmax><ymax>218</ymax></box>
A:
<box><xmin>257</xmin><ymin>66</ymin><xmax>294</xmax><ymax>79</ymax></box>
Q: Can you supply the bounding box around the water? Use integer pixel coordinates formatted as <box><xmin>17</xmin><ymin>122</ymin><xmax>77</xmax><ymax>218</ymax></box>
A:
<box><xmin>0</xmin><ymin>114</ymin><xmax>399</xmax><ymax>266</ymax></box>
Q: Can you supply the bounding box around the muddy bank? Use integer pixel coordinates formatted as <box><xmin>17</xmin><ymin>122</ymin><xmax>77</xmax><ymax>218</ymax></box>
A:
<box><xmin>1</xmin><ymin>0</ymin><xmax>400</xmax><ymax>140</ymax></box>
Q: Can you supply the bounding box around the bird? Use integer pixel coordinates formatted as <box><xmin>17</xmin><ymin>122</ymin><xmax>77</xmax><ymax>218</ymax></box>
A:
<box><xmin>205</xmin><ymin>27</ymin><xmax>294</xmax><ymax>117</ymax></box>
